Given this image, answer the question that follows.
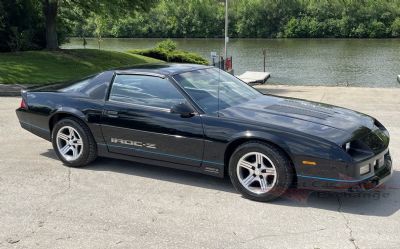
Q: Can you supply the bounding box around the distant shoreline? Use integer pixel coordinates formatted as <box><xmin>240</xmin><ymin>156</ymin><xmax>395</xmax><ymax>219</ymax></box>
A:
<box><xmin>67</xmin><ymin>37</ymin><xmax>400</xmax><ymax>40</ymax></box>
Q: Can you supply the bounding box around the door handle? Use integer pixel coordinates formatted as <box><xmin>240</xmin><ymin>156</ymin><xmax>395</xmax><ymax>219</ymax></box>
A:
<box><xmin>104</xmin><ymin>110</ymin><xmax>119</xmax><ymax>118</ymax></box>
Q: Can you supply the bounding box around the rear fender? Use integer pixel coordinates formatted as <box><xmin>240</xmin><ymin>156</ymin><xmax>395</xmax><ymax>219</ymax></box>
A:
<box><xmin>48</xmin><ymin>108</ymin><xmax>87</xmax><ymax>133</ymax></box>
<box><xmin>48</xmin><ymin>108</ymin><xmax>104</xmax><ymax>144</ymax></box>
<box><xmin>50</xmin><ymin>107</ymin><xmax>87</xmax><ymax>122</ymax></box>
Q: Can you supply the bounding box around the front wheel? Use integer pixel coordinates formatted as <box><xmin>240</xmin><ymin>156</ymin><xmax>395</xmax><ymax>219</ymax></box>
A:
<box><xmin>52</xmin><ymin>117</ymin><xmax>97</xmax><ymax>167</ymax></box>
<box><xmin>229</xmin><ymin>142</ymin><xmax>294</xmax><ymax>202</ymax></box>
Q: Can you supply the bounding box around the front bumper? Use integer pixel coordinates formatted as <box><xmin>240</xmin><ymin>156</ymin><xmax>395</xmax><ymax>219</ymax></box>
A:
<box><xmin>297</xmin><ymin>151</ymin><xmax>392</xmax><ymax>191</ymax></box>
<box><xmin>350</xmin><ymin>152</ymin><xmax>392</xmax><ymax>191</ymax></box>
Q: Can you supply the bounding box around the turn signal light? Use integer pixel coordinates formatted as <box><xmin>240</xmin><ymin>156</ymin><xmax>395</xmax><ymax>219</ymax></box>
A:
<box><xmin>302</xmin><ymin>160</ymin><xmax>317</xmax><ymax>166</ymax></box>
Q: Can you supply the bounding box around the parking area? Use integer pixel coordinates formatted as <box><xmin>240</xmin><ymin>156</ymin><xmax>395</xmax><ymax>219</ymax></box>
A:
<box><xmin>1</xmin><ymin>85</ymin><xmax>399</xmax><ymax>249</ymax></box>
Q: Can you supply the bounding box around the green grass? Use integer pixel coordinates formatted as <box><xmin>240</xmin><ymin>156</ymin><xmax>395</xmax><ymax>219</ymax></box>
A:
<box><xmin>0</xmin><ymin>49</ymin><xmax>163</xmax><ymax>85</ymax></box>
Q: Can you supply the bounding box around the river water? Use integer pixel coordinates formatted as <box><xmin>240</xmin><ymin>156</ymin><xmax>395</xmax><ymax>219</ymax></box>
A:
<box><xmin>64</xmin><ymin>38</ymin><xmax>400</xmax><ymax>87</ymax></box>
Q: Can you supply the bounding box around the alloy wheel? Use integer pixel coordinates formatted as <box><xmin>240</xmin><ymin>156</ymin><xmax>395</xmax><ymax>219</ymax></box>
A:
<box><xmin>56</xmin><ymin>126</ymin><xmax>83</xmax><ymax>161</ymax></box>
<box><xmin>236</xmin><ymin>152</ymin><xmax>277</xmax><ymax>194</ymax></box>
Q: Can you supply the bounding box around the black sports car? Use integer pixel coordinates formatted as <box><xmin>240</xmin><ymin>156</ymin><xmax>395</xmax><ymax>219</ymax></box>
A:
<box><xmin>16</xmin><ymin>64</ymin><xmax>392</xmax><ymax>201</ymax></box>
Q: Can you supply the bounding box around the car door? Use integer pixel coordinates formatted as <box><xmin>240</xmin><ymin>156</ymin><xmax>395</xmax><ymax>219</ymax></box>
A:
<box><xmin>100</xmin><ymin>73</ymin><xmax>204</xmax><ymax>167</ymax></box>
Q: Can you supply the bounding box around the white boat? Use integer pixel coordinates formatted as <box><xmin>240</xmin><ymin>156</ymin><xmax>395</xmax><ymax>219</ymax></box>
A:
<box><xmin>237</xmin><ymin>71</ymin><xmax>271</xmax><ymax>84</ymax></box>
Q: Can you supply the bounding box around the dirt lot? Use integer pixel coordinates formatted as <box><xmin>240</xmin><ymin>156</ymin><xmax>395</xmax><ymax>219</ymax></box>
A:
<box><xmin>1</xmin><ymin>85</ymin><xmax>399</xmax><ymax>249</ymax></box>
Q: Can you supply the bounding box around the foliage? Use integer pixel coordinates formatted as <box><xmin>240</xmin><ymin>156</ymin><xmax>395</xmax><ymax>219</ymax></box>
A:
<box><xmin>87</xmin><ymin>0</ymin><xmax>224</xmax><ymax>38</ymax></box>
<box><xmin>155</xmin><ymin>39</ymin><xmax>177</xmax><ymax>52</ymax></box>
<box><xmin>0</xmin><ymin>0</ymin><xmax>156</xmax><ymax>51</ymax></box>
<box><xmin>0</xmin><ymin>0</ymin><xmax>44</xmax><ymax>52</ymax></box>
<box><xmin>129</xmin><ymin>40</ymin><xmax>208</xmax><ymax>65</ymax></box>
<box><xmin>70</xmin><ymin>0</ymin><xmax>400</xmax><ymax>39</ymax></box>
<box><xmin>233</xmin><ymin>0</ymin><xmax>301</xmax><ymax>38</ymax></box>
<box><xmin>391</xmin><ymin>18</ymin><xmax>400</xmax><ymax>37</ymax></box>
<box><xmin>1</xmin><ymin>0</ymin><xmax>400</xmax><ymax>52</ymax></box>
<box><xmin>281</xmin><ymin>0</ymin><xmax>400</xmax><ymax>38</ymax></box>
<box><xmin>0</xmin><ymin>49</ymin><xmax>162</xmax><ymax>84</ymax></box>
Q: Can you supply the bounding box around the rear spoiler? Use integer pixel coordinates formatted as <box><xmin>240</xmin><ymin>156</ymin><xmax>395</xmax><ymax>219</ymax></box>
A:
<box><xmin>21</xmin><ymin>89</ymin><xmax>28</xmax><ymax>98</ymax></box>
<box><xmin>24</xmin><ymin>82</ymin><xmax>70</xmax><ymax>92</ymax></box>
<box><xmin>20</xmin><ymin>89</ymin><xmax>29</xmax><ymax>104</ymax></box>
<box><xmin>24</xmin><ymin>72</ymin><xmax>101</xmax><ymax>92</ymax></box>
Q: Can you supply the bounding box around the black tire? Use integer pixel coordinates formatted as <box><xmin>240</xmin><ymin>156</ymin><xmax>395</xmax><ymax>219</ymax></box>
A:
<box><xmin>51</xmin><ymin>117</ymin><xmax>97</xmax><ymax>167</ymax></box>
<box><xmin>228</xmin><ymin>142</ymin><xmax>294</xmax><ymax>202</ymax></box>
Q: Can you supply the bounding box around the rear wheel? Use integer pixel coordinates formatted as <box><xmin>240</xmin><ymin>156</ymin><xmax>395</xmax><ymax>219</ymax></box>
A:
<box><xmin>229</xmin><ymin>142</ymin><xmax>294</xmax><ymax>202</ymax></box>
<box><xmin>52</xmin><ymin>117</ymin><xmax>97</xmax><ymax>167</ymax></box>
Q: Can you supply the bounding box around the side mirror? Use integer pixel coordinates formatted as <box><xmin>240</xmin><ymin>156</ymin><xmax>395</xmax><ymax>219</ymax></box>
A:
<box><xmin>170</xmin><ymin>102</ymin><xmax>195</xmax><ymax>118</ymax></box>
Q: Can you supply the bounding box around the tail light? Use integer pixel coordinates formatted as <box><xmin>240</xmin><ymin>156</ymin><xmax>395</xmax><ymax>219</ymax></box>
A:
<box><xmin>20</xmin><ymin>99</ymin><xmax>27</xmax><ymax>109</ymax></box>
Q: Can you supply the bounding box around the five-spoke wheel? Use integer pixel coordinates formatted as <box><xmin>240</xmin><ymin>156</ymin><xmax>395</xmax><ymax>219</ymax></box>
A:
<box><xmin>56</xmin><ymin>126</ymin><xmax>83</xmax><ymax>161</ymax></box>
<box><xmin>237</xmin><ymin>152</ymin><xmax>277</xmax><ymax>194</ymax></box>
<box><xmin>229</xmin><ymin>142</ymin><xmax>294</xmax><ymax>202</ymax></box>
<box><xmin>52</xmin><ymin>117</ymin><xmax>97</xmax><ymax>167</ymax></box>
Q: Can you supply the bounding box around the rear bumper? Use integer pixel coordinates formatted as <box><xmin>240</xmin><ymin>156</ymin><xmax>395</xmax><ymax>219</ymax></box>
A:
<box><xmin>16</xmin><ymin>109</ymin><xmax>51</xmax><ymax>141</ymax></box>
<box><xmin>297</xmin><ymin>151</ymin><xmax>392</xmax><ymax>192</ymax></box>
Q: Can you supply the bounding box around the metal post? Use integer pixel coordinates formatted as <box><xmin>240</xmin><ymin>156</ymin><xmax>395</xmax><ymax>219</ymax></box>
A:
<box><xmin>224</xmin><ymin>0</ymin><xmax>228</xmax><ymax>62</ymax></box>
<box><xmin>262</xmin><ymin>49</ymin><xmax>266</xmax><ymax>72</ymax></box>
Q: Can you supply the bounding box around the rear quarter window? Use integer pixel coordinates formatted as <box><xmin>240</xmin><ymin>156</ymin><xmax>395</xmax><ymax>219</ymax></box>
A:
<box><xmin>60</xmin><ymin>71</ymin><xmax>113</xmax><ymax>99</ymax></box>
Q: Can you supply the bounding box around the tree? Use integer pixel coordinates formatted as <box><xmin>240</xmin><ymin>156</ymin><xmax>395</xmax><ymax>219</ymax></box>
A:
<box><xmin>41</xmin><ymin>0</ymin><xmax>156</xmax><ymax>50</ymax></box>
<box><xmin>391</xmin><ymin>18</ymin><xmax>400</xmax><ymax>37</ymax></box>
<box><xmin>0</xmin><ymin>0</ymin><xmax>45</xmax><ymax>52</ymax></box>
<box><xmin>67</xmin><ymin>0</ymin><xmax>400</xmax><ymax>39</ymax></box>
<box><xmin>94</xmin><ymin>16</ymin><xmax>106</xmax><ymax>50</ymax></box>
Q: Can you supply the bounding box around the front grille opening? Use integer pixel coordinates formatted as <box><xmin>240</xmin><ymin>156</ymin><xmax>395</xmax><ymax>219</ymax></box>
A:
<box><xmin>374</xmin><ymin>156</ymin><xmax>385</xmax><ymax>170</ymax></box>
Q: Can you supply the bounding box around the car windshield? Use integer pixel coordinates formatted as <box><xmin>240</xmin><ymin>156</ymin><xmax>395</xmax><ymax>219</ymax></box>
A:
<box><xmin>173</xmin><ymin>68</ymin><xmax>261</xmax><ymax>114</ymax></box>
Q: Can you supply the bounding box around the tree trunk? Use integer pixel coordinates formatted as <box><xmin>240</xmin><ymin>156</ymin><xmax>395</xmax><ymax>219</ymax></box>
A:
<box><xmin>43</xmin><ymin>0</ymin><xmax>59</xmax><ymax>50</ymax></box>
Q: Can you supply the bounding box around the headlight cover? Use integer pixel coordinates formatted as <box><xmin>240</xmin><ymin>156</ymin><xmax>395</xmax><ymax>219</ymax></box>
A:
<box><xmin>342</xmin><ymin>140</ymin><xmax>374</xmax><ymax>162</ymax></box>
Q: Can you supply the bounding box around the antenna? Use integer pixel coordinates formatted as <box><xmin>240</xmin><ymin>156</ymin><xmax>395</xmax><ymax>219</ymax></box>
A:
<box><xmin>219</xmin><ymin>0</ymin><xmax>228</xmax><ymax>117</ymax></box>
<box><xmin>224</xmin><ymin>0</ymin><xmax>228</xmax><ymax>60</ymax></box>
<box><xmin>217</xmin><ymin>52</ymin><xmax>221</xmax><ymax>117</ymax></box>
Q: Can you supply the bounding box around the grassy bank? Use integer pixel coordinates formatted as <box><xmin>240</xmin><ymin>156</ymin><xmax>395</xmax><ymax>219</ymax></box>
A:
<box><xmin>0</xmin><ymin>49</ymin><xmax>162</xmax><ymax>85</ymax></box>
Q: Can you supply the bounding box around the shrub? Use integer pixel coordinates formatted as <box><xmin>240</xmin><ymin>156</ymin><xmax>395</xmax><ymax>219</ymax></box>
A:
<box><xmin>369</xmin><ymin>21</ymin><xmax>387</xmax><ymax>38</ymax></box>
<box><xmin>129</xmin><ymin>40</ymin><xmax>208</xmax><ymax>65</ymax></box>
<box><xmin>155</xmin><ymin>39</ymin><xmax>177</xmax><ymax>52</ymax></box>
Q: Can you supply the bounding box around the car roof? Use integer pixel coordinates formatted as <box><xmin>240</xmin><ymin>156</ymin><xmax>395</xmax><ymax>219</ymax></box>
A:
<box><xmin>114</xmin><ymin>63</ymin><xmax>212</xmax><ymax>77</ymax></box>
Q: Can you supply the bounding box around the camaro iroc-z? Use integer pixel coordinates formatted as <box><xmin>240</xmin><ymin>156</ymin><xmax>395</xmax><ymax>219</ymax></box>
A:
<box><xmin>16</xmin><ymin>64</ymin><xmax>392</xmax><ymax>201</ymax></box>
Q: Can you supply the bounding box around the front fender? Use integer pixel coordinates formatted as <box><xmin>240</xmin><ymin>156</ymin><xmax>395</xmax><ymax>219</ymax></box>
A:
<box><xmin>226</xmin><ymin>129</ymin><xmax>352</xmax><ymax>178</ymax></box>
<box><xmin>227</xmin><ymin>130</ymin><xmax>296</xmax><ymax>160</ymax></box>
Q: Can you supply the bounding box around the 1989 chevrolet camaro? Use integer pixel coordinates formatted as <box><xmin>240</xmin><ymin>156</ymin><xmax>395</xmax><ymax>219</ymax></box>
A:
<box><xmin>16</xmin><ymin>64</ymin><xmax>392</xmax><ymax>201</ymax></box>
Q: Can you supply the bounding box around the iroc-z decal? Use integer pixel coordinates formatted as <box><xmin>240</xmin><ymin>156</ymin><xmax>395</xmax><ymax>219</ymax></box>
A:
<box><xmin>111</xmin><ymin>138</ymin><xmax>157</xmax><ymax>149</ymax></box>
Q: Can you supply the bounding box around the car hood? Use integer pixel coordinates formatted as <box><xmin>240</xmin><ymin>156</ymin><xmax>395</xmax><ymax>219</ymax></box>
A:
<box><xmin>219</xmin><ymin>95</ymin><xmax>375</xmax><ymax>144</ymax></box>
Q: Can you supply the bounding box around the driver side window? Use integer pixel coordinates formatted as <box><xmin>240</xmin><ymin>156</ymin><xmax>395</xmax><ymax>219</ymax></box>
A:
<box><xmin>109</xmin><ymin>75</ymin><xmax>186</xmax><ymax>109</ymax></box>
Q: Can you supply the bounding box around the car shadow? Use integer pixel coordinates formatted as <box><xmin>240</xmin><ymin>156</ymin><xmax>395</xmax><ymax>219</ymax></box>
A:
<box><xmin>272</xmin><ymin>170</ymin><xmax>400</xmax><ymax>217</ymax></box>
<box><xmin>41</xmin><ymin>149</ymin><xmax>400</xmax><ymax>217</ymax></box>
<box><xmin>41</xmin><ymin>149</ymin><xmax>235</xmax><ymax>193</ymax></box>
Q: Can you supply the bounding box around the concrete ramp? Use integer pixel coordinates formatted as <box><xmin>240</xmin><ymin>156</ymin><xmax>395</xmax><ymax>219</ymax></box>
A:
<box><xmin>237</xmin><ymin>71</ymin><xmax>271</xmax><ymax>84</ymax></box>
